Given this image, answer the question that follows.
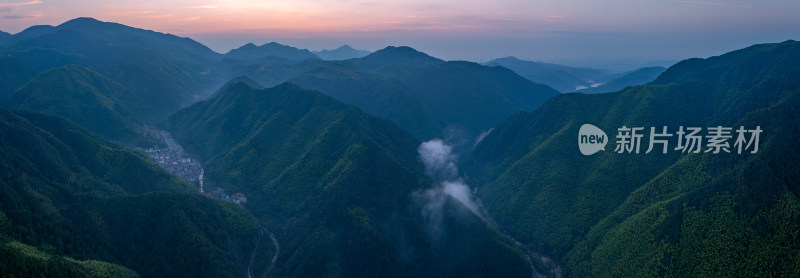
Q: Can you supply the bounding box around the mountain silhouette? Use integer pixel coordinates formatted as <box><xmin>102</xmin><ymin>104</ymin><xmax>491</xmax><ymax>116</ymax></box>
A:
<box><xmin>313</xmin><ymin>44</ymin><xmax>371</xmax><ymax>60</ymax></box>
<box><xmin>225</xmin><ymin>42</ymin><xmax>319</xmax><ymax>61</ymax></box>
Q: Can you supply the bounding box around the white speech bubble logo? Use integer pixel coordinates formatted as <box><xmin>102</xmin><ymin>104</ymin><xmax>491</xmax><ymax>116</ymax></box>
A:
<box><xmin>579</xmin><ymin>124</ymin><xmax>608</xmax><ymax>155</ymax></box>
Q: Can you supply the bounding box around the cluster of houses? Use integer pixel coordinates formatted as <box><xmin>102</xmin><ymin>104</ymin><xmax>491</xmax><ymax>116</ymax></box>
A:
<box><xmin>145</xmin><ymin>131</ymin><xmax>202</xmax><ymax>183</ymax></box>
<box><xmin>146</xmin><ymin>130</ymin><xmax>248</xmax><ymax>205</ymax></box>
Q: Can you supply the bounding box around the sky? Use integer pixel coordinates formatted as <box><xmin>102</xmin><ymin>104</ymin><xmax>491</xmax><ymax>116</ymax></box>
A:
<box><xmin>1</xmin><ymin>0</ymin><xmax>799</xmax><ymax>70</ymax></box>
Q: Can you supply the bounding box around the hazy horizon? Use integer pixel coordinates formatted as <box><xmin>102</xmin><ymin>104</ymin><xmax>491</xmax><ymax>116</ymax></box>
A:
<box><xmin>1</xmin><ymin>0</ymin><xmax>799</xmax><ymax>70</ymax></box>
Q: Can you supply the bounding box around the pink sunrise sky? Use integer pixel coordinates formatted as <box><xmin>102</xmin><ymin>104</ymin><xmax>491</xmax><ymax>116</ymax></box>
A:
<box><xmin>1</xmin><ymin>0</ymin><xmax>799</xmax><ymax>68</ymax></box>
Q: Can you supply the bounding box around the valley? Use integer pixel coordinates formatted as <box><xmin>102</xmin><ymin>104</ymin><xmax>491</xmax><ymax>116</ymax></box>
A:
<box><xmin>0</xmin><ymin>16</ymin><xmax>797</xmax><ymax>278</ymax></box>
<box><xmin>144</xmin><ymin>128</ymin><xmax>279</xmax><ymax>278</ymax></box>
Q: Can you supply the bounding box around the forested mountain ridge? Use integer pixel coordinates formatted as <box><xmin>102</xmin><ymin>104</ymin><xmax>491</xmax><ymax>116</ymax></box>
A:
<box><xmin>1</xmin><ymin>16</ymin><xmax>797</xmax><ymax>278</ymax></box>
<box><xmin>0</xmin><ymin>17</ymin><xmax>226</xmax><ymax>122</ymax></box>
<box><xmin>165</xmin><ymin>82</ymin><xmax>532</xmax><ymax>277</ymax></box>
<box><xmin>0</xmin><ymin>109</ymin><xmax>267</xmax><ymax>278</ymax></box>
<box><xmin>2</xmin><ymin>65</ymin><xmax>155</xmax><ymax>145</ymax></box>
<box><xmin>468</xmin><ymin>40</ymin><xmax>800</xmax><ymax>277</ymax></box>
<box><xmin>282</xmin><ymin>46</ymin><xmax>560</xmax><ymax>140</ymax></box>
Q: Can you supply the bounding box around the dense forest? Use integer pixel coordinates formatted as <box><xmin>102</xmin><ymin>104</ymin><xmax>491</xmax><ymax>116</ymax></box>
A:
<box><xmin>0</xmin><ymin>110</ymin><xmax>266</xmax><ymax>277</ymax></box>
<box><xmin>467</xmin><ymin>40</ymin><xmax>800</xmax><ymax>277</ymax></box>
<box><xmin>0</xmin><ymin>17</ymin><xmax>797</xmax><ymax>277</ymax></box>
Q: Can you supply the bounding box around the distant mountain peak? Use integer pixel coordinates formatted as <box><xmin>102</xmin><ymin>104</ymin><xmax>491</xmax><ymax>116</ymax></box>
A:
<box><xmin>225</xmin><ymin>42</ymin><xmax>319</xmax><ymax>61</ymax></box>
<box><xmin>225</xmin><ymin>78</ymin><xmax>259</xmax><ymax>91</ymax></box>
<box><xmin>62</xmin><ymin>17</ymin><xmax>102</xmax><ymax>25</ymax></box>
<box><xmin>261</xmin><ymin>42</ymin><xmax>299</xmax><ymax>50</ymax></box>
<box><xmin>381</xmin><ymin>46</ymin><xmax>434</xmax><ymax>58</ymax></box>
<box><xmin>381</xmin><ymin>46</ymin><xmax>421</xmax><ymax>54</ymax></box>
<box><xmin>313</xmin><ymin>44</ymin><xmax>371</xmax><ymax>60</ymax></box>
<box><xmin>58</xmin><ymin>17</ymin><xmax>123</xmax><ymax>30</ymax></box>
<box><xmin>8</xmin><ymin>24</ymin><xmax>56</xmax><ymax>42</ymax></box>
<box><xmin>496</xmin><ymin>56</ymin><xmax>521</xmax><ymax>61</ymax></box>
<box><xmin>360</xmin><ymin>46</ymin><xmax>442</xmax><ymax>65</ymax></box>
<box><xmin>6</xmin><ymin>17</ymin><xmax>220</xmax><ymax>62</ymax></box>
<box><xmin>211</xmin><ymin>75</ymin><xmax>264</xmax><ymax>98</ymax></box>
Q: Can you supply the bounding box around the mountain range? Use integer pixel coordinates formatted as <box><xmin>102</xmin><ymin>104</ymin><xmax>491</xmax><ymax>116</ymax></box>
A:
<box><xmin>0</xmin><ymin>17</ymin><xmax>797</xmax><ymax>278</ymax></box>
<box><xmin>164</xmin><ymin>82</ymin><xmax>531</xmax><ymax>277</ymax></box>
<box><xmin>241</xmin><ymin>46</ymin><xmax>560</xmax><ymax>140</ymax></box>
<box><xmin>485</xmin><ymin>56</ymin><xmax>667</xmax><ymax>93</ymax></box>
<box><xmin>468</xmin><ymin>40</ymin><xmax>800</xmax><ymax>277</ymax></box>
<box><xmin>1</xmin><ymin>18</ymin><xmax>559</xmax><ymax>143</ymax></box>
<box><xmin>0</xmin><ymin>17</ymin><xmax>224</xmax><ymax>124</ymax></box>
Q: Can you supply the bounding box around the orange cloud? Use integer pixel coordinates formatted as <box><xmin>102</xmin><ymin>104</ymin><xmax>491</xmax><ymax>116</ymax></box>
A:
<box><xmin>0</xmin><ymin>0</ymin><xmax>40</xmax><ymax>7</ymax></box>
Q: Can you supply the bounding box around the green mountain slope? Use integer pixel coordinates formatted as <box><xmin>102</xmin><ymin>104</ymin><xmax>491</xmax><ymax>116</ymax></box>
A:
<box><xmin>287</xmin><ymin>61</ymin><xmax>446</xmax><ymax>139</ymax></box>
<box><xmin>4</xmin><ymin>29</ymin><xmax>210</xmax><ymax>120</ymax></box>
<box><xmin>2</xmin><ymin>65</ymin><xmax>153</xmax><ymax>144</ymax></box>
<box><xmin>0</xmin><ymin>57</ymin><xmax>35</xmax><ymax>100</ymax></box>
<box><xmin>7</xmin><ymin>17</ymin><xmax>219</xmax><ymax>63</ymax></box>
<box><xmin>210</xmin><ymin>75</ymin><xmax>263</xmax><ymax>98</ymax></box>
<box><xmin>1</xmin><ymin>18</ymin><xmax>224</xmax><ymax>121</ymax></box>
<box><xmin>288</xmin><ymin>47</ymin><xmax>560</xmax><ymax>139</ymax></box>
<box><xmin>0</xmin><ymin>109</ymin><xmax>266</xmax><ymax>278</ymax></box>
<box><xmin>468</xmin><ymin>40</ymin><xmax>800</xmax><ymax>277</ymax></box>
<box><xmin>223</xmin><ymin>46</ymin><xmax>558</xmax><ymax>140</ymax></box>
<box><xmin>165</xmin><ymin>82</ymin><xmax>531</xmax><ymax>277</ymax></box>
<box><xmin>397</xmin><ymin>60</ymin><xmax>559</xmax><ymax>135</ymax></box>
<box><xmin>218</xmin><ymin>55</ymin><xmax>319</xmax><ymax>90</ymax></box>
<box><xmin>0</xmin><ymin>239</ymin><xmax>139</xmax><ymax>278</ymax></box>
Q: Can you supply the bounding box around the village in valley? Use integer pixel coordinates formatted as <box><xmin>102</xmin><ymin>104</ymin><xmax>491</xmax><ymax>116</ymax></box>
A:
<box><xmin>145</xmin><ymin>130</ymin><xmax>247</xmax><ymax>204</ymax></box>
